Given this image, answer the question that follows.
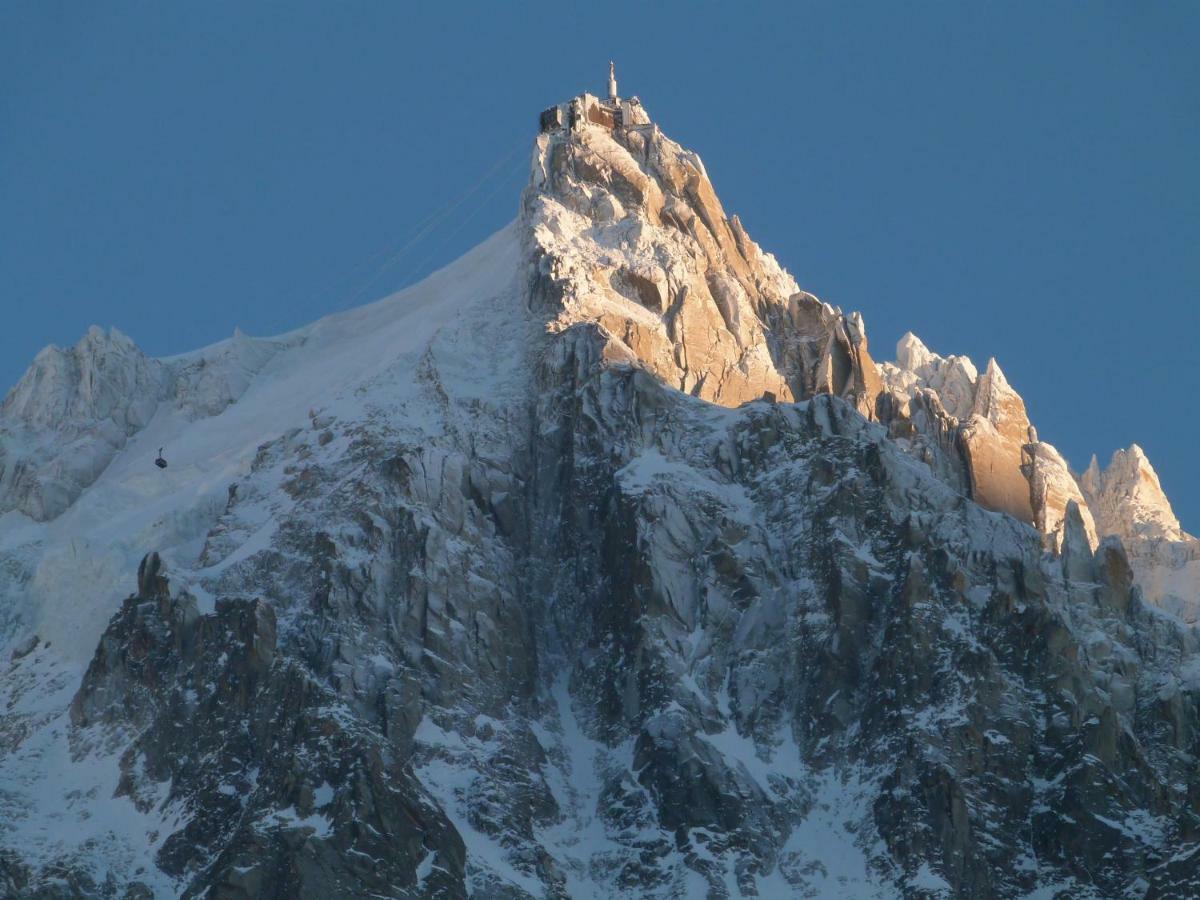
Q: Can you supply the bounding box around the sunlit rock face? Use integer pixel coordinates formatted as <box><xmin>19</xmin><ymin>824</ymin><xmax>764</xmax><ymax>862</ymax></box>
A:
<box><xmin>1083</xmin><ymin>444</ymin><xmax>1185</xmax><ymax>544</ymax></box>
<box><xmin>882</xmin><ymin>332</ymin><xmax>1196</xmax><ymax>619</ymax></box>
<box><xmin>524</xmin><ymin>106</ymin><xmax>883</xmax><ymax>416</ymax></box>
<box><xmin>2</xmin><ymin>85</ymin><xmax>1199</xmax><ymax>899</ymax></box>
<box><xmin>1024</xmin><ymin>440</ymin><xmax>1098</xmax><ymax>552</ymax></box>
<box><xmin>959</xmin><ymin>358</ymin><xmax>1036</xmax><ymax>523</ymax></box>
<box><xmin>1082</xmin><ymin>446</ymin><xmax>1200</xmax><ymax>622</ymax></box>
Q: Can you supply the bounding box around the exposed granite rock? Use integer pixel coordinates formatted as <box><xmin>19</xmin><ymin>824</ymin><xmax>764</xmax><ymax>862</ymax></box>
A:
<box><xmin>68</xmin><ymin>555</ymin><xmax>465</xmax><ymax>899</ymax></box>
<box><xmin>524</xmin><ymin>109</ymin><xmax>883</xmax><ymax>414</ymax></box>
<box><xmin>1023</xmin><ymin>439</ymin><xmax>1098</xmax><ymax>552</ymax></box>
<box><xmin>958</xmin><ymin>359</ymin><xmax>1036</xmax><ymax>523</ymax></box>
<box><xmin>1082</xmin><ymin>446</ymin><xmax>1200</xmax><ymax>622</ymax></box>
<box><xmin>0</xmin><ymin>327</ymin><xmax>168</xmax><ymax>521</ymax></box>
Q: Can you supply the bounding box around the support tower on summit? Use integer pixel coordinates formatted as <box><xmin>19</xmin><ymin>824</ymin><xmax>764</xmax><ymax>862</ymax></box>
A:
<box><xmin>538</xmin><ymin>63</ymin><xmax>650</xmax><ymax>135</ymax></box>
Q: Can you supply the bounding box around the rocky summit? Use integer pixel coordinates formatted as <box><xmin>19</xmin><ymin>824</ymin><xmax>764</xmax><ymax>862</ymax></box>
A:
<box><xmin>2</xmin><ymin>77</ymin><xmax>1199</xmax><ymax>899</ymax></box>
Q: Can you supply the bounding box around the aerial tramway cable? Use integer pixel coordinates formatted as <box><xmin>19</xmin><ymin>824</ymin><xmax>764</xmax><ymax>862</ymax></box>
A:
<box><xmin>396</xmin><ymin>151</ymin><xmax>529</xmax><ymax>288</ymax></box>
<box><xmin>330</xmin><ymin>139</ymin><xmax>530</xmax><ymax>312</ymax></box>
<box><xmin>147</xmin><ymin>143</ymin><xmax>524</xmax><ymax>473</ymax></box>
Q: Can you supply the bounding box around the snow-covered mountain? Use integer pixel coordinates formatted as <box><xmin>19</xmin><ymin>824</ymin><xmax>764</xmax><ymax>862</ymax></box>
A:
<box><xmin>2</xmin><ymin>81</ymin><xmax>1198</xmax><ymax>899</ymax></box>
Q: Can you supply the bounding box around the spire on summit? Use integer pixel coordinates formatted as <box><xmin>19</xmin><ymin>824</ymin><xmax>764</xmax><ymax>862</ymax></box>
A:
<box><xmin>537</xmin><ymin>64</ymin><xmax>648</xmax><ymax>135</ymax></box>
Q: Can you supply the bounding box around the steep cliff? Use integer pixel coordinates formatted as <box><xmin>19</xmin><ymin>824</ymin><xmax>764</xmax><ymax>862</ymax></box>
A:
<box><xmin>882</xmin><ymin>333</ymin><xmax>1196</xmax><ymax>621</ymax></box>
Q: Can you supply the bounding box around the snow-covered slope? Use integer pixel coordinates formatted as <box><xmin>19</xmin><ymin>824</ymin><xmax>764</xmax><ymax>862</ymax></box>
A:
<box><xmin>1</xmin><ymin>225</ymin><xmax>519</xmax><ymax>660</ymax></box>
<box><xmin>0</xmin><ymin>225</ymin><xmax>526</xmax><ymax>894</ymax></box>
<box><xmin>2</xmin><ymin>84</ymin><xmax>1198</xmax><ymax>899</ymax></box>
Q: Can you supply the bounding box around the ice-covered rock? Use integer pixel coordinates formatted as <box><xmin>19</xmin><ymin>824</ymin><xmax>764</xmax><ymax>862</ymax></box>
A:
<box><xmin>2</xmin><ymin>326</ymin><xmax>162</xmax><ymax>432</ymax></box>
<box><xmin>884</xmin><ymin>337</ymin><xmax>1099</xmax><ymax>550</ymax></box>
<box><xmin>887</xmin><ymin>331</ymin><xmax>978</xmax><ymax>420</ymax></box>
<box><xmin>1082</xmin><ymin>445</ymin><xmax>1200</xmax><ymax>621</ymax></box>
<box><xmin>884</xmin><ymin>332</ymin><xmax>1200</xmax><ymax>619</ymax></box>
<box><xmin>1082</xmin><ymin>444</ymin><xmax>1185</xmax><ymax>543</ymax></box>
<box><xmin>881</xmin><ymin>337</ymin><xmax>1047</xmax><ymax>525</ymax></box>
<box><xmin>170</xmin><ymin>327</ymin><xmax>287</xmax><ymax>420</ymax></box>
<box><xmin>0</xmin><ymin>326</ymin><xmax>169</xmax><ymax>521</ymax></box>
<box><xmin>0</xmin><ymin>324</ymin><xmax>295</xmax><ymax>526</ymax></box>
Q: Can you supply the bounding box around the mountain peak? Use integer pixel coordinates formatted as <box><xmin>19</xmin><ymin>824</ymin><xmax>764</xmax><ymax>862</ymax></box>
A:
<box><xmin>525</xmin><ymin>84</ymin><xmax>882</xmax><ymax>414</ymax></box>
<box><xmin>1083</xmin><ymin>443</ymin><xmax>1183</xmax><ymax>543</ymax></box>
<box><xmin>895</xmin><ymin>331</ymin><xmax>932</xmax><ymax>370</ymax></box>
<box><xmin>3</xmin><ymin>76</ymin><xmax>1200</xmax><ymax>898</ymax></box>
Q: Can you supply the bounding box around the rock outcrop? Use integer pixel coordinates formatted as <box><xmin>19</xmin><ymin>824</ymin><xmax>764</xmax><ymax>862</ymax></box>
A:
<box><xmin>70</xmin><ymin>553</ymin><xmax>465</xmax><ymax>899</ymax></box>
<box><xmin>525</xmin><ymin>108</ymin><xmax>883</xmax><ymax>417</ymax></box>
<box><xmin>882</xmin><ymin>333</ymin><xmax>1196</xmax><ymax>619</ymax></box>
<box><xmin>959</xmin><ymin>358</ymin><xmax>1036</xmax><ymax>522</ymax></box>
<box><xmin>1083</xmin><ymin>444</ymin><xmax>1185</xmax><ymax>544</ymax></box>
<box><xmin>0</xmin><ymin>327</ymin><xmax>168</xmax><ymax>521</ymax></box>
<box><xmin>1023</xmin><ymin>440</ymin><xmax>1099</xmax><ymax>552</ymax></box>
<box><xmin>1082</xmin><ymin>446</ymin><xmax>1200</xmax><ymax>622</ymax></box>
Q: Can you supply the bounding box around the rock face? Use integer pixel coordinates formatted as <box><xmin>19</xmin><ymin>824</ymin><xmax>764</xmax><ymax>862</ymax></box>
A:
<box><xmin>0</xmin><ymin>327</ymin><xmax>168</xmax><ymax>521</ymax></box>
<box><xmin>959</xmin><ymin>358</ymin><xmax>1036</xmax><ymax>523</ymax></box>
<box><xmin>69</xmin><ymin>553</ymin><xmax>464</xmax><ymax>899</ymax></box>
<box><xmin>1082</xmin><ymin>446</ymin><xmax>1200</xmax><ymax>622</ymax></box>
<box><xmin>883</xmin><ymin>339</ymin><xmax>1050</xmax><ymax>528</ymax></box>
<box><xmin>882</xmin><ymin>334</ymin><xmax>1195</xmax><ymax>618</ymax></box>
<box><xmin>1023</xmin><ymin>440</ymin><xmax>1099</xmax><ymax>552</ymax></box>
<box><xmin>1</xmin><ymin>84</ymin><xmax>1199</xmax><ymax>898</ymax></box>
<box><xmin>1083</xmin><ymin>445</ymin><xmax>1185</xmax><ymax>544</ymax></box>
<box><xmin>0</xmin><ymin>326</ymin><xmax>284</xmax><ymax>523</ymax></box>
<box><xmin>525</xmin><ymin>111</ymin><xmax>883</xmax><ymax>416</ymax></box>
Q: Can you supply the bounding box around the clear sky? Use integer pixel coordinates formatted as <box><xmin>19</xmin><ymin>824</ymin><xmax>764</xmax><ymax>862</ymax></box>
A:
<box><xmin>3</xmin><ymin>2</ymin><xmax>1197</xmax><ymax>527</ymax></box>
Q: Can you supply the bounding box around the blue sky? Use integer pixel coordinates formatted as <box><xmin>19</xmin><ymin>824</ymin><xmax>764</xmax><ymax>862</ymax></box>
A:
<box><xmin>2</xmin><ymin>2</ymin><xmax>1197</xmax><ymax>526</ymax></box>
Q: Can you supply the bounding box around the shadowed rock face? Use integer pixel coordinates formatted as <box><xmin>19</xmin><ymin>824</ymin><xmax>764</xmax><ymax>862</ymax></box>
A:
<box><xmin>4</xmin><ymin>95</ymin><xmax>1200</xmax><ymax>899</ymax></box>
<box><xmin>0</xmin><ymin>328</ymin><xmax>169</xmax><ymax>521</ymax></box>
<box><xmin>70</xmin><ymin>554</ymin><xmax>466</xmax><ymax>900</ymax></box>
<box><xmin>0</xmin><ymin>327</ymin><xmax>285</xmax><ymax>523</ymax></box>
<box><xmin>527</xmin><ymin>351</ymin><xmax>1200</xmax><ymax>898</ymax></box>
